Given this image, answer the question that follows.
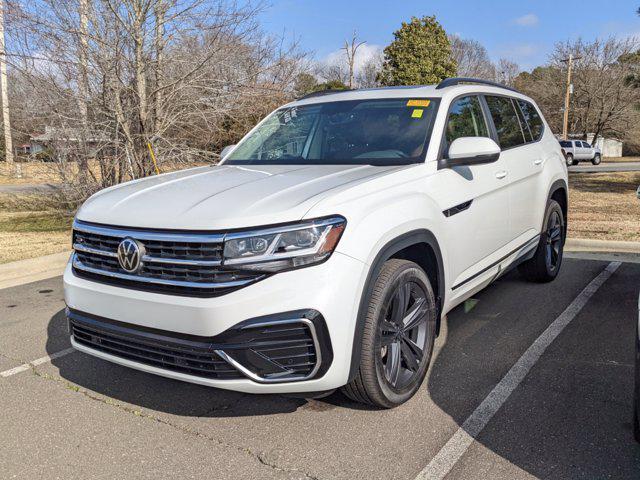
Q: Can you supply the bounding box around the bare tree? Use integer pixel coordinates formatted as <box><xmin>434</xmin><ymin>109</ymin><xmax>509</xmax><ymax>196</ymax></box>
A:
<box><xmin>342</xmin><ymin>31</ymin><xmax>366</xmax><ymax>89</ymax></box>
<box><xmin>495</xmin><ymin>58</ymin><xmax>520</xmax><ymax>86</ymax></box>
<box><xmin>517</xmin><ymin>37</ymin><xmax>640</xmax><ymax>141</ymax></box>
<box><xmin>0</xmin><ymin>0</ymin><xmax>12</xmax><ymax>165</ymax></box>
<box><xmin>7</xmin><ymin>0</ymin><xmax>306</xmax><ymax>200</ymax></box>
<box><xmin>449</xmin><ymin>35</ymin><xmax>495</xmax><ymax>80</ymax></box>
<box><xmin>355</xmin><ymin>50</ymin><xmax>383</xmax><ymax>88</ymax></box>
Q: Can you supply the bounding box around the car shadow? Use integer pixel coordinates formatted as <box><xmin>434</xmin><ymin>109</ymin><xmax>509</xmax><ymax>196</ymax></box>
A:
<box><xmin>45</xmin><ymin>308</ymin><xmax>362</xmax><ymax>418</ymax></box>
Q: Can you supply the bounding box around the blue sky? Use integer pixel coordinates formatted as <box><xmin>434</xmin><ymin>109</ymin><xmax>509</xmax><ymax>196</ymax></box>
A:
<box><xmin>259</xmin><ymin>0</ymin><xmax>640</xmax><ymax>71</ymax></box>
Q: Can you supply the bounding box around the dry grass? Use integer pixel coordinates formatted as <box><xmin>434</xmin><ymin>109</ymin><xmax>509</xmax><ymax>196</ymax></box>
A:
<box><xmin>568</xmin><ymin>171</ymin><xmax>640</xmax><ymax>242</ymax></box>
<box><xmin>0</xmin><ymin>213</ymin><xmax>71</xmax><ymax>263</ymax></box>
<box><xmin>602</xmin><ymin>156</ymin><xmax>640</xmax><ymax>163</ymax></box>
<box><xmin>0</xmin><ymin>161</ymin><xmax>61</xmax><ymax>185</ymax></box>
<box><xmin>0</xmin><ymin>230</ymin><xmax>70</xmax><ymax>264</ymax></box>
<box><xmin>0</xmin><ymin>159</ymin><xmax>209</xmax><ymax>185</ymax></box>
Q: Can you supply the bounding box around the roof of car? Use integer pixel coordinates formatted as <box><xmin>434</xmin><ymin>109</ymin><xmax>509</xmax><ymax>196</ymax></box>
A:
<box><xmin>290</xmin><ymin>78</ymin><xmax>530</xmax><ymax>107</ymax></box>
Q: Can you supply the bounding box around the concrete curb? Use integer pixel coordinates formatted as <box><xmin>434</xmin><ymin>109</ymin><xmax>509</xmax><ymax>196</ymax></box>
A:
<box><xmin>565</xmin><ymin>238</ymin><xmax>640</xmax><ymax>254</ymax></box>
<box><xmin>0</xmin><ymin>251</ymin><xmax>71</xmax><ymax>290</ymax></box>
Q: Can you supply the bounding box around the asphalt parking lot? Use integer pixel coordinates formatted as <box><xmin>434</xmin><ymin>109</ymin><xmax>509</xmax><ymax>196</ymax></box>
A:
<box><xmin>2</xmin><ymin>257</ymin><xmax>640</xmax><ymax>479</ymax></box>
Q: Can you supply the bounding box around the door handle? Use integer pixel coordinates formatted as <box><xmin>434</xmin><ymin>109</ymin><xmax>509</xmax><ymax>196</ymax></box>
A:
<box><xmin>495</xmin><ymin>170</ymin><xmax>508</xmax><ymax>179</ymax></box>
<box><xmin>534</xmin><ymin>158</ymin><xmax>543</xmax><ymax>165</ymax></box>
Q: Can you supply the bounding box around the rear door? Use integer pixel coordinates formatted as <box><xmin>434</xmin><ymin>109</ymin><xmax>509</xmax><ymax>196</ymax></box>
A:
<box><xmin>484</xmin><ymin>95</ymin><xmax>545</xmax><ymax>244</ymax></box>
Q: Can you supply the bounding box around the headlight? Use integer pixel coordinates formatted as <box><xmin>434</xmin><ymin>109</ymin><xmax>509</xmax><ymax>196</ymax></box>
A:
<box><xmin>223</xmin><ymin>216</ymin><xmax>346</xmax><ymax>272</ymax></box>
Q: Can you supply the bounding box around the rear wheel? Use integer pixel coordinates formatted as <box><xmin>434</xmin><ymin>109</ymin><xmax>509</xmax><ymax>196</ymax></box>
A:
<box><xmin>342</xmin><ymin>259</ymin><xmax>437</xmax><ymax>408</ymax></box>
<box><xmin>592</xmin><ymin>153</ymin><xmax>601</xmax><ymax>165</ymax></box>
<box><xmin>565</xmin><ymin>154</ymin><xmax>574</xmax><ymax>167</ymax></box>
<box><xmin>518</xmin><ymin>200</ymin><xmax>565</xmax><ymax>283</ymax></box>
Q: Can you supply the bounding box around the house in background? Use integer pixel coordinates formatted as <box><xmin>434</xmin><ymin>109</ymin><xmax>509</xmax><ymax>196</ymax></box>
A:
<box><xmin>30</xmin><ymin>126</ymin><xmax>112</xmax><ymax>158</ymax></box>
<box><xmin>585</xmin><ymin>134</ymin><xmax>623</xmax><ymax>158</ymax></box>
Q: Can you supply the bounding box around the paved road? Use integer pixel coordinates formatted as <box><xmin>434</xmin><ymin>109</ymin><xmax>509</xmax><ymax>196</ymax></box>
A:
<box><xmin>1</xmin><ymin>258</ymin><xmax>639</xmax><ymax>479</ymax></box>
<box><xmin>0</xmin><ymin>183</ymin><xmax>59</xmax><ymax>194</ymax></box>
<box><xmin>569</xmin><ymin>162</ymin><xmax>640</xmax><ymax>173</ymax></box>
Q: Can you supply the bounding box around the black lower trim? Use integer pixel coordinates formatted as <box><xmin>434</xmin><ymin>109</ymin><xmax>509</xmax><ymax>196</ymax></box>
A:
<box><xmin>68</xmin><ymin>308</ymin><xmax>333</xmax><ymax>382</ymax></box>
<box><xmin>452</xmin><ymin>235</ymin><xmax>540</xmax><ymax>290</ymax></box>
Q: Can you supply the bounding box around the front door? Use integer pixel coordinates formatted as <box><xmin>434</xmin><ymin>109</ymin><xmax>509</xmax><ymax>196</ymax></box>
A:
<box><xmin>431</xmin><ymin>94</ymin><xmax>512</xmax><ymax>293</ymax></box>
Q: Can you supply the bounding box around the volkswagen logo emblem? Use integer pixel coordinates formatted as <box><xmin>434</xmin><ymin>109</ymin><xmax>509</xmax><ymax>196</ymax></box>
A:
<box><xmin>117</xmin><ymin>238</ymin><xmax>144</xmax><ymax>273</ymax></box>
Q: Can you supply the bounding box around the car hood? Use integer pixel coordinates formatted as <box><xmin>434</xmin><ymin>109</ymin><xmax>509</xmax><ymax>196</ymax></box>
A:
<box><xmin>76</xmin><ymin>164</ymin><xmax>406</xmax><ymax>230</ymax></box>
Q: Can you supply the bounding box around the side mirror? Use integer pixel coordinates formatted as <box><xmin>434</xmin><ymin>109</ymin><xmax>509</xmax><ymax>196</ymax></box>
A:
<box><xmin>220</xmin><ymin>144</ymin><xmax>236</xmax><ymax>160</ymax></box>
<box><xmin>445</xmin><ymin>137</ymin><xmax>501</xmax><ymax>168</ymax></box>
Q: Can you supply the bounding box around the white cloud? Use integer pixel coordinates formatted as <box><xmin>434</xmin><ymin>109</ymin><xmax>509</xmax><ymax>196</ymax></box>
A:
<box><xmin>323</xmin><ymin>43</ymin><xmax>383</xmax><ymax>74</ymax></box>
<box><xmin>499</xmin><ymin>43</ymin><xmax>539</xmax><ymax>59</ymax></box>
<box><xmin>512</xmin><ymin>14</ymin><xmax>539</xmax><ymax>27</ymax></box>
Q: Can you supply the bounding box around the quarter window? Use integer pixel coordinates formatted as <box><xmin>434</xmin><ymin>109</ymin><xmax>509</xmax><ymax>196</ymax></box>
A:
<box><xmin>445</xmin><ymin>96</ymin><xmax>489</xmax><ymax>145</ymax></box>
<box><xmin>485</xmin><ymin>96</ymin><xmax>526</xmax><ymax>149</ymax></box>
<box><xmin>517</xmin><ymin>100</ymin><xmax>544</xmax><ymax>141</ymax></box>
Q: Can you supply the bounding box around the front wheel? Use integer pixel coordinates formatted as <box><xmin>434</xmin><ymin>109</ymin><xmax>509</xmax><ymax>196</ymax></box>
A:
<box><xmin>592</xmin><ymin>154</ymin><xmax>601</xmax><ymax>165</ymax></box>
<box><xmin>518</xmin><ymin>200</ymin><xmax>565</xmax><ymax>283</ymax></box>
<box><xmin>342</xmin><ymin>259</ymin><xmax>437</xmax><ymax>408</ymax></box>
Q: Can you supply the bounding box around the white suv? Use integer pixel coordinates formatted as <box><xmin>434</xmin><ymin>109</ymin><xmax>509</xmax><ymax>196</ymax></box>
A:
<box><xmin>559</xmin><ymin>139</ymin><xmax>602</xmax><ymax>166</ymax></box>
<box><xmin>64</xmin><ymin>78</ymin><xmax>568</xmax><ymax>408</ymax></box>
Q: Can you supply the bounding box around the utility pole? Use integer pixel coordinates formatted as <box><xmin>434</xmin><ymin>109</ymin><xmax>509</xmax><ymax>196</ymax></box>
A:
<box><xmin>0</xmin><ymin>0</ymin><xmax>13</xmax><ymax>166</ymax></box>
<box><xmin>561</xmin><ymin>54</ymin><xmax>581</xmax><ymax>140</ymax></box>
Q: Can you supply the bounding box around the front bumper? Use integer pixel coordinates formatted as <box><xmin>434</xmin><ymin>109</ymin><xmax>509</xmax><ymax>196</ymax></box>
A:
<box><xmin>64</xmin><ymin>251</ymin><xmax>367</xmax><ymax>393</ymax></box>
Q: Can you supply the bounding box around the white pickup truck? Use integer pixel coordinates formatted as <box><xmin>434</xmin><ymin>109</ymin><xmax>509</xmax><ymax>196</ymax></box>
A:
<box><xmin>559</xmin><ymin>139</ymin><xmax>602</xmax><ymax>166</ymax></box>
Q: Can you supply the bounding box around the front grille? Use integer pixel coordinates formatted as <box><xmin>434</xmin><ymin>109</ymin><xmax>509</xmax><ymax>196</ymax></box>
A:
<box><xmin>70</xmin><ymin>314</ymin><xmax>242</xmax><ymax>379</ymax></box>
<box><xmin>68</xmin><ymin>309</ymin><xmax>330</xmax><ymax>383</ymax></box>
<box><xmin>72</xmin><ymin>221</ymin><xmax>264</xmax><ymax>296</ymax></box>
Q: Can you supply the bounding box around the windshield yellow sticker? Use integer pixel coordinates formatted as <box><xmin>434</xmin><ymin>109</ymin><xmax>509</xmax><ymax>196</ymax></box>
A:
<box><xmin>411</xmin><ymin>109</ymin><xmax>424</xmax><ymax>118</ymax></box>
<box><xmin>407</xmin><ymin>99</ymin><xmax>431</xmax><ymax>107</ymax></box>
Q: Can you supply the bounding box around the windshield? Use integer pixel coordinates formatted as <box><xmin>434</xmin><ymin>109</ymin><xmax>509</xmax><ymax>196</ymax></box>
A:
<box><xmin>223</xmin><ymin>98</ymin><xmax>439</xmax><ymax>166</ymax></box>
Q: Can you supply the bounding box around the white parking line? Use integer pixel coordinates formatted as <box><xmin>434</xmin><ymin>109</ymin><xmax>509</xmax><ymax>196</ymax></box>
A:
<box><xmin>416</xmin><ymin>261</ymin><xmax>621</xmax><ymax>480</ymax></box>
<box><xmin>0</xmin><ymin>347</ymin><xmax>76</xmax><ymax>378</ymax></box>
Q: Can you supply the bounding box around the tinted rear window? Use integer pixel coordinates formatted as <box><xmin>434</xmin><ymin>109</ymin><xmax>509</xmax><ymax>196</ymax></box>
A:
<box><xmin>485</xmin><ymin>96</ymin><xmax>526</xmax><ymax>149</ymax></box>
<box><xmin>560</xmin><ymin>141</ymin><xmax>572</xmax><ymax>147</ymax></box>
<box><xmin>517</xmin><ymin>100</ymin><xmax>544</xmax><ymax>141</ymax></box>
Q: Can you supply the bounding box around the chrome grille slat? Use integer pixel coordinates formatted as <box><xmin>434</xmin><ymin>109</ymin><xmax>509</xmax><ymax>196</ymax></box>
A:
<box><xmin>72</xmin><ymin>220</ymin><xmax>263</xmax><ymax>296</ymax></box>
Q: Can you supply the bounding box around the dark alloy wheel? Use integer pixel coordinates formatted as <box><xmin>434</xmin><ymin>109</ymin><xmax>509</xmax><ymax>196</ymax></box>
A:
<box><xmin>378</xmin><ymin>280</ymin><xmax>429</xmax><ymax>390</ymax></box>
<box><xmin>518</xmin><ymin>200</ymin><xmax>565</xmax><ymax>283</ymax></box>
<box><xmin>342</xmin><ymin>259</ymin><xmax>437</xmax><ymax>408</ymax></box>
<box><xmin>545</xmin><ymin>210</ymin><xmax>563</xmax><ymax>274</ymax></box>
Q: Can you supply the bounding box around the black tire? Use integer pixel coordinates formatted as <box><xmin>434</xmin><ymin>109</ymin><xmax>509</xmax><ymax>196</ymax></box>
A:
<box><xmin>565</xmin><ymin>154</ymin><xmax>574</xmax><ymax>167</ymax></box>
<box><xmin>592</xmin><ymin>154</ymin><xmax>601</xmax><ymax>165</ymax></box>
<box><xmin>518</xmin><ymin>200</ymin><xmax>565</xmax><ymax>283</ymax></box>
<box><xmin>342</xmin><ymin>259</ymin><xmax>437</xmax><ymax>408</ymax></box>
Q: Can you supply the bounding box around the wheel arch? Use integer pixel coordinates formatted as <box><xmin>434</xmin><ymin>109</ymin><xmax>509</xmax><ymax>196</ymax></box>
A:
<box><xmin>547</xmin><ymin>179</ymin><xmax>568</xmax><ymax>237</ymax></box>
<box><xmin>347</xmin><ymin>229</ymin><xmax>445</xmax><ymax>382</ymax></box>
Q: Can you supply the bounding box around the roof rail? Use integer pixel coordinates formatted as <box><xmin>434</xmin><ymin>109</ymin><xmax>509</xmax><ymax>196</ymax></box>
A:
<box><xmin>297</xmin><ymin>89</ymin><xmax>352</xmax><ymax>100</ymax></box>
<box><xmin>436</xmin><ymin>77</ymin><xmax>520</xmax><ymax>93</ymax></box>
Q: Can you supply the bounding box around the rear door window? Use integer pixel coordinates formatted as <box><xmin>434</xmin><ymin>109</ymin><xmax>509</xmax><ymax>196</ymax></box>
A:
<box><xmin>485</xmin><ymin>96</ymin><xmax>526</xmax><ymax>149</ymax></box>
<box><xmin>517</xmin><ymin>100</ymin><xmax>544</xmax><ymax>141</ymax></box>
